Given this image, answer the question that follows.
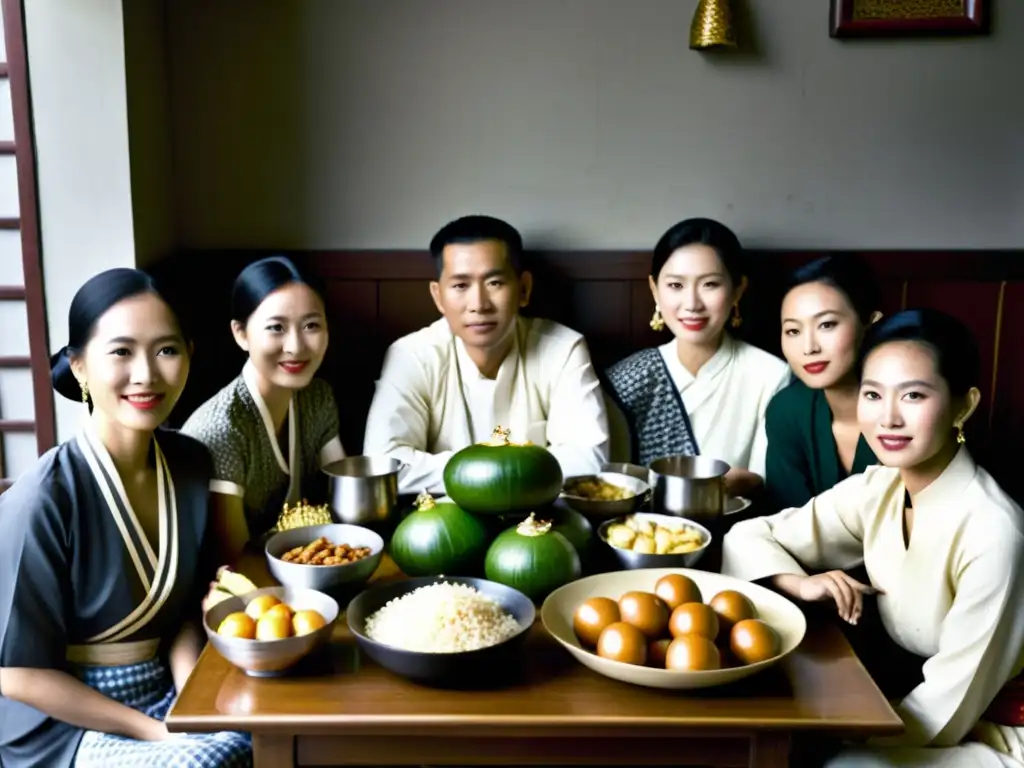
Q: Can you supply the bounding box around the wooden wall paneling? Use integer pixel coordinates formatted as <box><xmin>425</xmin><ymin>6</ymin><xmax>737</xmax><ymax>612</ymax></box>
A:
<box><xmin>989</xmin><ymin>281</ymin><xmax>1022</xmax><ymax>499</ymax></box>
<box><xmin>903</xmin><ymin>280</ymin><xmax>1001</xmax><ymax>449</ymax></box>
<box><xmin>531</xmin><ymin>280</ymin><xmax>632</xmax><ymax>370</ymax></box>
<box><xmin>376</xmin><ymin>279</ymin><xmax>438</xmax><ymax>340</ymax></box>
<box><xmin>321</xmin><ymin>280</ymin><xmax>379</xmax><ymax>455</ymax></box>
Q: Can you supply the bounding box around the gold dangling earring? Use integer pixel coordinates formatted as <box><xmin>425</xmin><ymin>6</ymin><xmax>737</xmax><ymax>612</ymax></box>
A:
<box><xmin>730</xmin><ymin>303</ymin><xmax>743</xmax><ymax>328</ymax></box>
<box><xmin>80</xmin><ymin>381</ymin><xmax>90</xmax><ymax>404</ymax></box>
<box><xmin>956</xmin><ymin>423</ymin><xmax>966</xmax><ymax>445</ymax></box>
<box><xmin>649</xmin><ymin>306</ymin><xmax>666</xmax><ymax>332</ymax></box>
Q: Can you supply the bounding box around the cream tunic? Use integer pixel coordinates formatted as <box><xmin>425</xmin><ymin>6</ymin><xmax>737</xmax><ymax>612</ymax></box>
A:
<box><xmin>722</xmin><ymin>448</ymin><xmax>1024</xmax><ymax>767</ymax></box>
<box><xmin>363</xmin><ymin>316</ymin><xmax>610</xmax><ymax>495</ymax></box>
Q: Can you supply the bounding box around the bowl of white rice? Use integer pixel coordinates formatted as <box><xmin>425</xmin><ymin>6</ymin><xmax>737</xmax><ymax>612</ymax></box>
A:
<box><xmin>346</xmin><ymin>576</ymin><xmax>535</xmax><ymax>687</ymax></box>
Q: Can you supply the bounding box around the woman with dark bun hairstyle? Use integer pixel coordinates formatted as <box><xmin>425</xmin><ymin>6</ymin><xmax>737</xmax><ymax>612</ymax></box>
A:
<box><xmin>724</xmin><ymin>309</ymin><xmax>1024</xmax><ymax>767</ymax></box>
<box><xmin>0</xmin><ymin>269</ymin><xmax>251</xmax><ymax>767</ymax></box>
<box><xmin>182</xmin><ymin>256</ymin><xmax>344</xmax><ymax>557</ymax></box>
<box><xmin>604</xmin><ymin>218</ymin><xmax>791</xmax><ymax>497</ymax></box>
<box><xmin>765</xmin><ymin>255</ymin><xmax>883</xmax><ymax>511</ymax></box>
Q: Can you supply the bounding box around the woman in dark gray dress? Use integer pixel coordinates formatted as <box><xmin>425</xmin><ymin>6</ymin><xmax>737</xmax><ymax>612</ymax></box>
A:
<box><xmin>0</xmin><ymin>269</ymin><xmax>251</xmax><ymax>767</ymax></box>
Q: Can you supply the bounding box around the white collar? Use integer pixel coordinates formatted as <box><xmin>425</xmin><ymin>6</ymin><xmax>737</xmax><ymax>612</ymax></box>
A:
<box><xmin>659</xmin><ymin>333</ymin><xmax>736</xmax><ymax>387</ymax></box>
<box><xmin>242</xmin><ymin>360</ymin><xmax>296</xmax><ymax>475</ymax></box>
<box><xmin>453</xmin><ymin>320</ymin><xmax>521</xmax><ymax>384</ymax></box>
<box><xmin>910</xmin><ymin>446</ymin><xmax>977</xmax><ymax>509</ymax></box>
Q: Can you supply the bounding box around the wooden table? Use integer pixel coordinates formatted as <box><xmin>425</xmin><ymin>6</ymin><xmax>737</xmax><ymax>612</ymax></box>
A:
<box><xmin>169</xmin><ymin>555</ymin><xmax>902</xmax><ymax>767</ymax></box>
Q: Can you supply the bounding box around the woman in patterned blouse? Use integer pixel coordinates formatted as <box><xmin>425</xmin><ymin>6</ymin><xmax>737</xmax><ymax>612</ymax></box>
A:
<box><xmin>182</xmin><ymin>256</ymin><xmax>345</xmax><ymax>557</ymax></box>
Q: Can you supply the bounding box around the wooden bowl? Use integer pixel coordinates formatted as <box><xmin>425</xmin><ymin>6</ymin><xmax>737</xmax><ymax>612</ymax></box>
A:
<box><xmin>541</xmin><ymin>568</ymin><xmax>806</xmax><ymax>690</ymax></box>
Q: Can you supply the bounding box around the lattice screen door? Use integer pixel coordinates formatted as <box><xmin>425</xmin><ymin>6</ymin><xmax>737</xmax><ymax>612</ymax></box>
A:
<box><xmin>0</xmin><ymin>0</ymin><xmax>55</xmax><ymax>494</ymax></box>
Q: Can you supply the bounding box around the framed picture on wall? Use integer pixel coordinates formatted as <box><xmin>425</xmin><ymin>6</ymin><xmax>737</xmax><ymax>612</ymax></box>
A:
<box><xmin>830</xmin><ymin>0</ymin><xmax>989</xmax><ymax>38</ymax></box>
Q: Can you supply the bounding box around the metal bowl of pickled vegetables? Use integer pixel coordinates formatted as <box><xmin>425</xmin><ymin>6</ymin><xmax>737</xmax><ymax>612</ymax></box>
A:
<box><xmin>560</xmin><ymin>470</ymin><xmax>650</xmax><ymax>519</ymax></box>
<box><xmin>598</xmin><ymin>513</ymin><xmax>711</xmax><ymax>570</ymax></box>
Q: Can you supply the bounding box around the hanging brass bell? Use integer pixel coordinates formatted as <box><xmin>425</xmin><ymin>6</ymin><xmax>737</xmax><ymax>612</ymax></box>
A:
<box><xmin>689</xmin><ymin>0</ymin><xmax>738</xmax><ymax>50</ymax></box>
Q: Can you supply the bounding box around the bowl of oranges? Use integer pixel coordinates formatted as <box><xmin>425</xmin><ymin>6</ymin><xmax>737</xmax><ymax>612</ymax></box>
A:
<box><xmin>203</xmin><ymin>586</ymin><xmax>339</xmax><ymax>677</ymax></box>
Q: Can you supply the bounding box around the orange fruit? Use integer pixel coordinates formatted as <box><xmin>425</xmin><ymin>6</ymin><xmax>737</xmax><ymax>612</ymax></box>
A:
<box><xmin>262</xmin><ymin>602</ymin><xmax>294</xmax><ymax>622</ymax></box>
<box><xmin>217</xmin><ymin>611</ymin><xmax>256</xmax><ymax>639</ymax></box>
<box><xmin>292</xmin><ymin>609</ymin><xmax>327</xmax><ymax>637</ymax></box>
<box><xmin>244</xmin><ymin>594</ymin><xmax>281</xmax><ymax>621</ymax></box>
<box><xmin>255</xmin><ymin>612</ymin><xmax>293</xmax><ymax>641</ymax></box>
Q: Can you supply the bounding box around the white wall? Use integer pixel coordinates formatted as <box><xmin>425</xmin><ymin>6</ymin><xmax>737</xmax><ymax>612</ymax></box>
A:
<box><xmin>24</xmin><ymin>0</ymin><xmax>137</xmax><ymax>442</ymax></box>
<box><xmin>165</xmin><ymin>0</ymin><xmax>1024</xmax><ymax>251</ymax></box>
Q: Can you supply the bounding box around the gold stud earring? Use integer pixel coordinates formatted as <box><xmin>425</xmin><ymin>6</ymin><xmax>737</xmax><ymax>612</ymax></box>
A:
<box><xmin>649</xmin><ymin>306</ymin><xmax>666</xmax><ymax>332</ymax></box>
<box><xmin>80</xmin><ymin>381</ymin><xmax>90</xmax><ymax>403</ymax></box>
<box><xmin>956</xmin><ymin>424</ymin><xmax>966</xmax><ymax>445</ymax></box>
<box><xmin>730</xmin><ymin>303</ymin><xmax>743</xmax><ymax>328</ymax></box>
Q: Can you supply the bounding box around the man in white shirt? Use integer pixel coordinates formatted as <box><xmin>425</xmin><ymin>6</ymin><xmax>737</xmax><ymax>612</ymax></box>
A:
<box><xmin>363</xmin><ymin>215</ymin><xmax>610</xmax><ymax>495</ymax></box>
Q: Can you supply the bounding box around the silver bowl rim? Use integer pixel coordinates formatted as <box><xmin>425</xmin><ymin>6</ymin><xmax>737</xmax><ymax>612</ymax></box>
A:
<box><xmin>596</xmin><ymin>512</ymin><xmax>714</xmax><ymax>556</ymax></box>
<box><xmin>560</xmin><ymin>470</ymin><xmax>651</xmax><ymax>503</ymax></box>
<box><xmin>203</xmin><ymin>585</ymin><xmax>340</xmax><ymax>646</ymax></box>
<box><xmin>264</xmin><ymin>522</ymin><xmax>386</xmax><ymax>572</ymax></box>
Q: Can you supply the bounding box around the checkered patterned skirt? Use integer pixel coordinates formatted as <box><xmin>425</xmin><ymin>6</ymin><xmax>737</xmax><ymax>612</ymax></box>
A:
<box><xmin>72</xmin><ymin>658</ymin><xmax>252</xmax><ymax>768</ymax></box>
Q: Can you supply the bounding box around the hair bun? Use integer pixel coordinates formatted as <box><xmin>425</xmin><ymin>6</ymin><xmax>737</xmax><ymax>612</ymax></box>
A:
<box><xmin>50</xmin><ymin>347</ymin><xmax>83</xmax><ymax>402</ymax></box>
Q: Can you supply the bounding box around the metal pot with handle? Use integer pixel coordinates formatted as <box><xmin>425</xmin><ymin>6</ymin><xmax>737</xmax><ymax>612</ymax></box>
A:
<box><xmin>323</xmin><ymin>456</ymin><xmax>403</xmax><ymax>526</ymax></box>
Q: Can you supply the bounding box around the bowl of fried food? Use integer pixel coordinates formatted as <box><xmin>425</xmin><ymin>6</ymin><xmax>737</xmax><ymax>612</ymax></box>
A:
<box><xmin>265</xmin><ymin>523</ymin><xmax>384</xmax><ymax>594</ymax></box>
<box><xmin>598</xmin><ymin>512</ymin><xmax>711</xmax><ymax>569</ymax></box>
<box><xmin>204</xmin><ymin>586</ymin><xmax>339</xmax><ymax>677</ymax></box>
<box><xmin>560</xmin><ymin>470</ymin><xmax>650</xmax><ymax>519</ymax></box>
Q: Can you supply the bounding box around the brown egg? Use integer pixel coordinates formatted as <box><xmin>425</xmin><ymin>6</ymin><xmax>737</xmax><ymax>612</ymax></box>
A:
<box><xmin>654</xmin><ymin>573</ymin><xmax>703</xmax><ymax>610</ymax></box>
<box><xmin>573</xmin><ymin>597</ymin><xmax>621</xmax><ymax>647</ymax></box>
<box><xmin>709</xmin><ymin>590</ymin><xmax>757</xmax><ymax>633</ymax></box>
<box><xmin>618</xmin><ymin>591</ymin><xmax>670</xmax><ymax>639</ymax></box>
<box><xmin>596</xmin><ymin>622</ymin><xmax>648</xmax><ymax>666</ymax></box>
<box><xmin>665</xmin><ymin>634</ymin><xmax>721</xmax><ymax>671</ymax></box>
<box><xmin>668</xmin><ymin>602</ymin><xmax>720</xmax><ymax>641</ymax></box>
<box><xmin>730</xmin><ymin>619</ymin><xmax>781</xmax><ymax>665</ymax></box>
<box><xmin>648</xmin><ymin>638</ymin><xmax>672</xmax><ymax>668</ymax></box>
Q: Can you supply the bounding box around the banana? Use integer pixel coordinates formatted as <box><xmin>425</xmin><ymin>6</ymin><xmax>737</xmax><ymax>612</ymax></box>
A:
<box><xmin>215</xmin><ymin>566</ymin><xmax>259</xmax><ymax>597</ymax></box>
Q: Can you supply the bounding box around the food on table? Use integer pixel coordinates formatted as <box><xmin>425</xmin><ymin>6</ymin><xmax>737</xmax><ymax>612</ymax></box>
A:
<box><xmin>279</xmin><ymin>536</ymin><xmax>373</xmax><ymax>566</ymax></box>
<box><xmin>216</xmin><ymin>612</ymin><xmax>256</xmax><ymax>639</ymax></box>
<box><xmin>563</xmin><ymin>477</ymin><xmax>634</xmax><ymax>501</ymax></box>
<box><xmin>204</xmin><ymin>566</ymin><xmax>260</xmax><ymax>609</ymax></box>
<box><xmin>666</xmin><ymin>634</ymin><xmax>721</xmax><ymax>671</ymax></box>
<box><xmin>596</xmin><ymin>621</ymin><xmax>647</xmax><ymax>666</ymax></box>
<box><xmin>729</xmin><ymin>618</ymin><xmax>781</xmax><ymax>665</ymax></box>
<box><xmin>572</xmin><ymin>597</ymin><xmax>621</xmax><ymax>647</ymax></box>
<box><xmin>617</xmin><ymin>591</ymin><xmax>670</xmax><ymax>639</ymax></box>
<box><xmin>654</xmin><ymin>573</ymin><xmax>703</xmax><ymax>609</ymax></box>
<box><xmin>709</xmin><ymin>589</ymin><xmax>757</xmax><ymax>633</ymax></box>
<box><xmin>390</xmin><ymin>493</ymin><xmax>489</xmax><ymax>577</ymax></box>
<box><xmin>648</xmin><ymin>638</ymin><xmax>672</xmax><ymax>667</ymax></box>
<box><xmin>271</xmin><ymin>499</ymin><xmax>333</xmax><ymax>533</ymax></box>
<box><xmin>245</xmin><ymin>594</ymin><xmax>283</xmax><ymax>621</ymax></box>
<box><xmin>484</xmin><ymin>513</ymin><xmax>581</xmax><ymax>602</ymax></box>
<box><xmin>217</xmin><ymin>595</ymin><xmax>328</xmax><ymax>641</ymax></box>
<box><xmin>604</xmin><ymin>515</ymin><xmax>705</xmax><ymax>555</ymax></box>
<box><xmin>292</xmin><ymin>609</ymin><xmax>328</xmax><ymax>637</ymax></box>
<box><xmin>570</xmin><ymin>575</ymin><xmax>783</xmax><ymax>671</ymax></box>
<box><xmin>668</xmin><ymin>602</ymin><xmax>719</xmax><ymax>641</ymax></box>
<box><xmin>550</xmin><ymin>507</ymin><xmax>593</xmax><ymax>558</ymax></box>
<box><xmin>363</xmin><ymin>581</ymin><xmax>521</xmax><ymax>653</ymax></box>
<box><xmin>443</xmin><ymin>425</ymin><xmax>564</xmax><ymax>515</ymax></box>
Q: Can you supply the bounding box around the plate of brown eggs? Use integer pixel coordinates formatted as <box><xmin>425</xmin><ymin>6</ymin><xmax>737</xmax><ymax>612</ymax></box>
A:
<box><xmin>540</xmin><ymin>568</ymin><xmax>806</xmax><ymax>690</ymax></box>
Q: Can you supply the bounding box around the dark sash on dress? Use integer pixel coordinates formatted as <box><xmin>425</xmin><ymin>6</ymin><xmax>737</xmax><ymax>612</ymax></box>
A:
<box><xmin>604</xmin><ymin>348</ymin><xmax>699</xmax><ymax>468</ymax></box>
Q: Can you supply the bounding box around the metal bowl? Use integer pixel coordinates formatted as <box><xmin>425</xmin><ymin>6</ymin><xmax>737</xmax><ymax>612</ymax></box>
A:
<box><xmin>203</xmin><ymin>586</ymin><xmax>339</xmax><ymax>677</ymax></box>
<box><xmin>649</xmin><ymin>455</ymin><xmax>730</xmax><ymax>522</ymax></box>
<box><xmin>560</xmin><ymin>470</ymin><xmax>650</xmax><ymax>519</ymax></box>
<box><xmin>597</xmin><ymin>512</ymin><xmax>712</xmax><ymax>570</ymax></box>
<box><xmin>346</xmin><ymin>576</ymin><xmax>535</xmax><ymax>688</ymax></box>
<box><xmin>265</xmin><ymin>523</ymin><xmax>384</xmax><ymax>595</ymax></box>
<box><xmin>323</xmin><ymin>455</ymin><xmax>402</xmax><ymax>526</ymax></box>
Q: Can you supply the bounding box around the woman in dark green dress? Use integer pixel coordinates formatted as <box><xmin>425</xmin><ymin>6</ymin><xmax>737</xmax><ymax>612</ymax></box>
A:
<box><xmin>765</xmin><ymin>256</ymin><xmax>882</xmax><ymax>511</ymax></box>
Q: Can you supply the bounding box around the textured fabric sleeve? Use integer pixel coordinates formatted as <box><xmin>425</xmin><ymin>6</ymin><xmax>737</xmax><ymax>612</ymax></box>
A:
<box><xmin>873</xmin><ymin>522</ymin><xmax>1024</xmax><ymax>748</ymax></box>
<box><xmin>363</xmin><ymin>342</ymin><xmax>452</xmax><ymax>495</ymax></box>
<box><xmin>721</xmin><ymin>470</ymin><xmax>870</xmax><ymax>583</ymax></box>
<box><xmin>544</xmin><ymin>337</ymin><xmax>610</xmax><ymax>478</ymax></box>
<box><xmin>0</xmin><ymin>475</ymin><xmax>70</xmax><ymax>671</ymax></box>
<box><xmin>308</xmin><ymin>379</ymin><xmax>345</xmax><ymax>467</ymax></box>
<box><xmin>182</xmin><ymin>406</ymin><xmax>247</xmax><ymax>498</ymax></box>
<box><xmin>764</xmin><ymin>389</ymin><xmax>815</xmax><ymax>512</ymax></box>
